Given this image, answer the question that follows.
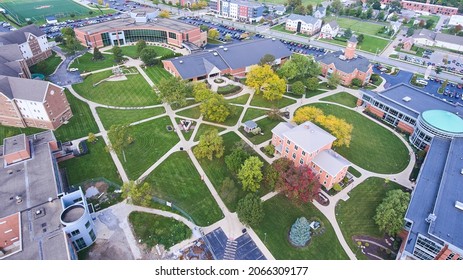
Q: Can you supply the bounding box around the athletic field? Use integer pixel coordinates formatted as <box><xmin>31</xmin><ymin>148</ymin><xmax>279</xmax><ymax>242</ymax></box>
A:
<box><xmin>0</xmin><ymin>0</ymin><xmax>91</xmax><ymax>25</ymax></box>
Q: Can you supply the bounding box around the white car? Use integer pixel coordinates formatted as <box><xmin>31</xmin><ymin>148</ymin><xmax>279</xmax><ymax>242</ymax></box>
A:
<box><xmin>416</xmin><ymin>79</ymin><xmax>428</xmax><ymax>86</ymax></box>
<box><xmin>69</xmin><ymin>68</ymin><xmax>79</xmax><ymax>72</ymax></box>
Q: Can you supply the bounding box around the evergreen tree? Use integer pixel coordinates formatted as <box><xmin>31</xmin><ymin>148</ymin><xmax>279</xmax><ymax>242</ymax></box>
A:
<box><xmin>289</xmin><ymin>217</ymin><xmax>311</xmax><ymax>247</ymax></box>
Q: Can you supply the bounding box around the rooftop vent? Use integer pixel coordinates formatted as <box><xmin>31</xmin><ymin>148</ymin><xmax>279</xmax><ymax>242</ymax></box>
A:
<box><xmin>15</xmin><ymin>195</ymin><xmax>22</xmax><ymax>204</ymax></box>
<box><xmin>179</xmin><ymin>60</ymin><xmax>183</xmax><ymax>64</ymax></box>
<box><xmin>223</xmin><ymin>48</ymin><xmax>228</xmax><ymax>51</ymax></box>
<box><xmin>213</xmin><ymin>52</ymin><xmax>218</xmax><ymax>56</ymax></box>
<box><xmin>403</xmin><ymin>96</ymin><xmax>411</xmax><ymax>102</ymax></box>
<box><xmin>272</xmin><ymin>37</ymin><xmax>276</xmax><ymax>41</ymax></box>
<box><xmin>338</xmin><ymin>55</ymin><xmax>346</xmax><ymax>61</ymax></box>
<box><xmin>455</xmin><ymin>201</ymin><xmax>463</xmax><ymax>211</ymax></box>
<box><xmin>425</xmin><ymin>213</ymin><xmax>436</xmax><ymax>223</ymax></box>
<box><xmin>219</xmin><ymin>46</ymin><xmax>224</xmax><ymax>48</ymax></box>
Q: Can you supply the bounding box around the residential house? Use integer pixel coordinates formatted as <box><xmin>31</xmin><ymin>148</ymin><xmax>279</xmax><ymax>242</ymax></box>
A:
<box><xmin>319</xmin><ymin>21</ymin><xmax>339</xmax><ymax>39</ymax></box>
<box><xmin>448</xmin><ymin>15</ymin><xmax>463</xmax><ymax>26</ymax></box>
<box><xmin>313</xmin><ymin>6</ymin><xmax>326</xmax><ymax>19</ymax></box>
<box><xmin>274</xmin><ymin>5</ymin><xmax>286</xmax><ymax>16</ymax></box>
<box><xmin>317</xmin><ymin>36</ymin><xmax>373</xmax><ymax>86</ymax></box>
<box><xmin>411</xmin><ymin>29</ymin><xmax>463</xmax><ymax>52</ymax></box>
<box><xmin>271</xmin><ymin>121</ymin><xmax>350</xmax><ymax>190</ymax></box>
<box><xmin>285</xmin><ymin>14</ymin><xmax>322</xmax><ymax>36</ymax></box>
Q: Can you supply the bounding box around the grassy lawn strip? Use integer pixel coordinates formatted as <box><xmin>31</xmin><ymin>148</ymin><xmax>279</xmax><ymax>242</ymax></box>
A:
<box><xmin>320</xmin><ymin>92</ymin><xmax>358</xmax><ymax>108</ymax></box>
<box><xmin>59</xmin><ymin>137</ymin><xmax>122</xmax><ymax>185</ymax></box>
<box><xmin>115</xmin><ymin>116</ymin><xmax>179</xmax><ymax>180</ymax></box>
<box><xmin>308</xmin><ymin>103</ymin><xmax>410</xmax><ymax>174</ymax></box>
<box><xmin>129</xmin><ymin>211</ymin><xmax>192</xmax><ymax>248</ymax></box>
<box><xmin>217</xmin><ymin>84</ymin><xmax>242</xmax><ymax>95</ymax></box>
<box><xmin>323</xmin><ymin>16</ymin><xmax>385</xmax><ymax>36</ymax></box>
<box><xmin>271</xmin><ymin>23</ymin><xmax>296</xmax><ymax>34</ymax></box>
<box><xmin>144</xmin><ymin>65</ymin><xmax>172</xmax><ymax>85</ymax></box>
<box><xmin>253</xmin><ymin>194</ymin><xmax>348</xmax><ymax>260</ymax></box>
<box><xmin>29</xmin><ymin>51</ymin><xmax>62</xmax><ymax>76</ymax></box>
<box><xmin>198</xmin><ymin>132</ymin><xmax>271</xmax><ymax>212</ymax></box>
<box><xmin>336</xmin><ymin>177</ymin><xmax>404</xmax><ymax>260</ymax></box>
<box><xmin>320</xmin><ymin>35</ymin><xmax>389</xmax><ymax>53</ymax></box>
<box><xmin>240</xmin><ymin>117</ymin><xmax>283</xmax><ymax>145</ymax></box>
<box><xmin>0</xmin><ymin>126</ymin><xmax>44</xmax><ymax>144</ymax></box>
<box><xmin>54</xmin><ymin>89</ymin><xmax>100</xmax><ymax>142</ymax></box>
<box><xmin>194</xmin><ymin>123</ymin><xmax>226</xmax><ymax>142</ymax></box>
<box><xmin>306</xmin><ymin>89</ymin><xmax>328</xmax><ymax>98</ymax></box>
<box><xmin>96</xmin><ymin>107</ymin><xmax>166</xmax><ymax>129</ymax></box>
<box><xmin>227</xmin><ymin>94</ymin><xmax>250</xmax><ymax>105</ymax></box>
<box><xmin>176</xmin><ymin>105</ymin><xmax>201</xmax><ymax>119</ymax></box>
<box><xmin>144</xmin><ymin>152</ymin><xmax>224</xmax><ymax>226</ymax></box>
<box><xmin>250</xmin><ymin>95</ymin><xmax>296</xmax><ymax>108</ymax></box>
<box><xmin>73</xmin><ymin>70</ymin><xmax>160</xmax><ymax>107</ymax></box>
<box><xmin>113</xmin><ymin>45</ymin><xmax>175</xmax><ymax>59</ymax></box>
<box><xmin>70</xmin><ymin>52</ymin><xmax>116</xmax><ymax>73</ymax></box>
<box><xmin>242</xmin><ymin>108</ymin><xmax>268</xmax><ymax>122</ymax></box>
<box><xmin>222</xmin><ymin>105</ymin><xmax>243</xmax><ymax>126</ymax></box>
<box><xmin>348</xmin><ymin>166</ymin><xmax>362</xmax><ymax>178</ymax></box>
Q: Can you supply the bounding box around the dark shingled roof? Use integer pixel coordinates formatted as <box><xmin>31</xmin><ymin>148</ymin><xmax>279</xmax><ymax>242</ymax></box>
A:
<box><xmin>0</xmin><ymin>25</ymin><xmax>45</xmax><ymax>45</ymax></box>
<box><xmin>316</xmin><ymin>50</ymin><xmax>371</xmax><ymax>73</ymax></box>
<box><xmin>287</xmin><ymin>14</ymin><xmax>320</xmax><ymax>25</ymax></box>
<box><xmin>0</xmin><ymin>75</ymin><xmax>50</xmax><ymax>101</ymax></box>
<box><xmin>348</xmin><ymin>35</ymin><xmax>357</xmax><ymax>43</ymax></box>
<box><xmin>361</xmin><ymin>83</ymin><xmax>463</xmax><ymax>118</ymax></box>
<box><xmin>0</xmin><ymin>44</ymin><xmax>25</xmax><ymax>77</ymax></box>
<box><xmin>166</xmin><ymin>39</ymin><xmax>292</xmax><ymax>80</ymax></box>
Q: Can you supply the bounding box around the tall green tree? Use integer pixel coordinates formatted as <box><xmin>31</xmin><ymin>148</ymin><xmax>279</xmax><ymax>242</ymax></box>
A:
<box><xmin>238</xmin><ymin>156</ymin><xmax>263</xmax><ymax>192</ymax></box>
<box><xmin>208</xmin><ymin>28</ymin><xmax>220</xmax><ymax>40</ymax></box>
<box><xmin>327</xmin><ymin>72</ymin><xmax>341</xmax><ymax>88</ymax></box>
<box><xmin>344</xmin><ymin>28</ymin><xmax>353</xmax><ymax>39</ymax></box>
<box><xmin>157</xmin><ymin>76</ymin><xmax>190</xmax><ymax>106</ymax></box>
<box><xmin>140</xmin><ymin>48</ymin><xmax>158</xmax><ymax>66</ymax></box>
<box><xmin>357</xmin><ymin>34</ymin><xmax>365</xmax><ymax>44</ymax></box>
<box><xmin>93</xmin><ymin>46</ymin><xmax>104</xmax><ymax>60</ymax></box>
<box><xmin>259</xmin><ymin>54</ymin><xmax>276</xmax><ymax>66</ymax></box>
<box><xmin>107</xmin><ymin>124</ymin><xmax>133</xmax><ymax>153</ymax></box>
<box><xmin>193</xmin><ymin>129</ymin><xmax>224</xmax><ymax>160</ymax></box>
<box><xmin>112</xmin><ymin>45</ymin><xmax>124</xmax><ymax>63</ymax></box>
<box><xmin>136</xmin><ymin>40</ymin><xmax>147</xmax><ymax>57</ymax></box>
<box><xmin>236</xmin><ymin>193</ymin><xmax>264</xmax><ymax>227</ymax></box>
<box><xmin>305</xmin><ymin>77</ymin><xmax>319</xmax><ymax>91</ymax></box>
<box><xmin>331</xmin><ymin>0</ymin><xmax>343</xmax><ymax>14</ymax></box>
<box><xmin>291</xmin><ymin>81</ymin><xmax>305</xmax><ymax>96</ymax></box>
<box><xmin>122</xmin><ymin>181</ymin><xmax>152</xmax><ymax>207</ymax></box>
<box><xmin>200</xmin><ymin>93</ymin><xmax>232</xmax><ymax>123</ymax></box>
<box><xmin>193</xmin><ymin>82</ymin><xmax>213</xmax><ymax>102</ymax></box>
<box><xmin>374</xmin><ymin>189</ymin><xmax>410</xmax><ymax>235</ymax></box>
<box><xmin>289</xmin><ymin>217</ymin><xmax>311</xmax><ymax>247</ymax></box>
<box><xmin>225</xmin><ymin>147</ymin><xmax>250</xmax><ymax>174</ymax></box>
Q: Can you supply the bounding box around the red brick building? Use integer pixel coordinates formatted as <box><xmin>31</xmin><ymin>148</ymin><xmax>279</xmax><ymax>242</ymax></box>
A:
<box><xmin>74</xmin><ymin>17</ymin><xmax>207</xmax><ymax>49</ymax></box>
<box><xmin>380</xmin><ymin>0</ymin><xmax>458</xmax><ymax>15</ymax></box>
<box><xmin>316</xmin><ymin>36</ymin><xmax>373</xmax><ymax>86</ymax></box>
<box><xmin>271</xmin><ymin>121</ymin><xmax>350</xmax><ymax>190</ymax></box>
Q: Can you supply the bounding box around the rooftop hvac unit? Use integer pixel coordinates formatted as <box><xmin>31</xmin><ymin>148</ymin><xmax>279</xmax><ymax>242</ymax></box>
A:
<box><xmin>403</xmin><ymin>96</ymin><xmax>412</xmax><ymax>102</ymax></box>
<box><xmin>455</xmin><ymin>201</ymin><xmax>463</xmax><ymax>211</ymax></box>
<box><xmin>213</xmin><ymin>52</ymin><xmax>218</xmax><ymax>56</ymax></box>
<box><xmin>179</xmin><ymin>60</ymin><xmax>183</xmax><ymax>64</ymax></box>
<box><xmin>223</xmin><ymin>48</ymin><xmax>228</xmax><ymax>51</ymax></box>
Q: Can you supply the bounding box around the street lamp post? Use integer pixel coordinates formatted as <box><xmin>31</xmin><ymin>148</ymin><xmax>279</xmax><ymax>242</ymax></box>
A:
<box><xmin>264</xmin><ymin>232</ymin><xmax>267</xmax><ymax>243</ymax></box>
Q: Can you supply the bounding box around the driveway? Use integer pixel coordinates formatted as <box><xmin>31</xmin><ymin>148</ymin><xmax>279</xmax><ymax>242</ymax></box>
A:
<box><xmin>48</xmin><ymin>47</ymin><xmax>85</xmax><ymax>86</ymax></box>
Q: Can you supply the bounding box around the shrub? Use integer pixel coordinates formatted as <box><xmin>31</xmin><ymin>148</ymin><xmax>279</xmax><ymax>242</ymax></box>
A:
<box><xmin>333</xmin><ymin>183</ymin><xmax>342</xmax><ymax>192</ymax></box>
<box><xmin>289</xmin><ymin>217</ymin><xmax>311</xmax><ymax>247</ymax></box>
<box><xmin>217</xmin><ymin>85</ymin><xmax>241</xmax><ymax>95</ymax></box>
<box><xmin>351</xmin><ymin>78</ymin><xmax>362</xmax><ymax>87</ymax></box>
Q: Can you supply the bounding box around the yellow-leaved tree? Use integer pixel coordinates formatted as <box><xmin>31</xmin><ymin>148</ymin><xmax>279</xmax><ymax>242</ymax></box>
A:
<box><xmin>292</xmin><ymin>106</ymin><xmax>324</xmax><ymax>124</ymax></box>
<box><xmin>246</xmin><ymin>64</ymin><xmax>285</xmax><ymax>101</ymax></box>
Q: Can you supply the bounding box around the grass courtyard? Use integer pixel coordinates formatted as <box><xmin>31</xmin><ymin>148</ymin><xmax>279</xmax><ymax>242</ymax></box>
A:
<box><xmin>193</xmin><ymin>123</ymin><xmax>225</xmax><ymax>142</ymax></box>
<box><xmin>319</xmin><ymin>35</ymin><xmax>389</xmax><ymax>53</ymax></box>
<box><xmin>240</xmin><ymin>117</ymin><xmax>284</xmax><ymax>145</ymax></box>
<box><xmin>144</xmin><ymin>152</ymin><xmax>224</xmax><ymax>226</ymax></box>
<box><xmin>113</xmin><ymin>45</ymin><xmax>176</xmax><ymax>59</ymax></box>
<box><xmin>303</xmin><ymin>103</ymin><xmax>410</xmax><ymax>174</ymax></box>
<box><xmin>253</xmin><ymin>195</ymin><xmax>348</xmax><ymax>260</ymax></box>
<box><xmin>59</xmin><ymin>136</ymin><xmax>122</xmax><ymax>185</ymax></box>
<box><xmin>29</xmin><ymin>51</ymin><xmax>62</xmax><ymax>76</ymax></box>
<box><xmin>324</xmin><ymin>16</ymin><xmax>386</xmax><ymax>37</ymax></box>
<box><xmin>114</xmin><ymin>116</ymin><xmax>179</xmax><ymax>180</ymax></box>
<box><xmin>242</xmin><ymin>108</ymin><xmax>268</xmax><ymax>122</ymax></box>
<box><xmin>250</xmin><ymin>94</ymin><xmax>296</xmax><ymax>108</ymax></box>
<box><xmin>336</xmin><ymin>177</ymin><xmax>405</xmax><ymax>260</ymax></box>
<box><xmin>144</xmin><ymin>65</ymin><xmax>172</xmax><ymax>85</ymax></box>
<box><xmin>320</xmin><ymin>91</ymin><xmax>358</xmax><ymax>108</ymax></box>
<box><xmin>96</xmin><ymin>107</ymin><xmax>166</xmax><ymax>130</ymax></box>
<box><xmin>70</xmin><ymin>53</ymin><xmax>117</xmax><ymax>73</ymax></box>
<box><xmin>73</xmin><ymin>70</ymin><xmax>160</xmax><ymax>107</ymax></box>
<box><xmin>227</xmin><ymin>94</ymin><xmax>250</xmax><ymax>105</ymax></box>
<box><xmin>129</xmin><ymin>211</ymin><xmax>192</xmax><ymax>249</ymax></box>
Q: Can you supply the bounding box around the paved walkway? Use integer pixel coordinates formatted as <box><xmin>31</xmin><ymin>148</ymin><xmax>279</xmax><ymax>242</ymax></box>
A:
<box><xmin>67</xmin><ymin>51</ymin><xmax>415</xmax><ymax>260</ymax></box>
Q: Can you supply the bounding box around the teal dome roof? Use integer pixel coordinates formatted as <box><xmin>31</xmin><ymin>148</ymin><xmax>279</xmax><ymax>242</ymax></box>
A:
<box><xmin>421</xmin><ymin>110</ymin><xmax>463</xmax><ymax>134</ymax></box>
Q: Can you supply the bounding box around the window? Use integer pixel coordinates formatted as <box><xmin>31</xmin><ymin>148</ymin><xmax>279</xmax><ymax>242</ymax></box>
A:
<box><xmin>75</xmin><ymin>237</ymin><xmax>87</xmax><ymax>250</ymax></box>
<box><xmin>447</xmin><ymin>253</ymin><xmax>455</xmax><ymax>260</ymax></box>
<box><xmin>302</xmin><ymin>151</ymin><xmax>306</xmax><ymax>156</ymax></box>
<box><xmin>286</xmin><ymin>139</ymin><xmax>291</xmax><ymax>145</ymax></box>
<box><xmin>168</xmin><ymin>32</ymin><xmax>177</xmax><ymax>39</ymax></box>
<box><xmin>299</xmin><ymin>158</ymin><xmax>304</xmax><ymax>165</ymax></box>
<box><xmin>89</xmin><ymin>229</ymin><xmax>96</xmax><ymax>241</ymax></box>
<box><xmin>71</xmin><ymin>229</ymin><xmax>80</xmax><ymax>236</ymax></box>
<box><xmin>292</xmin><ymin>153</ymin><xmax>296</xmax><ymax>159</ymax></box>
<box><xmin>323</xmin><ymin>181</ymin><xmax>326</xmax><ymax>185</ymax></box>
<box><xmin>312</xmin><ymin>164</ymin><xmax>315</xmax><ymax>168</ymax></box>
<box><xmin>319</xmin><ymin>170</ymin><xmax>322</xmax><ymax>174</ymax></box>
<box><xmin>294</xmin><ymin>145</ymin><xmax>298</xmax><ymax>150</ymax></box>
<box><xmin>325</xmin><ymin>174</ymin><xmax>329</xmax><ymax>178</ymax></box>
<box><xmin>85</xmin><ymin>221</ymin><xmax>91</xmax><ymax>228</ymax></box>
<box><xmin>285</xmin><ymin>147</ymin><xmax>289</xmax><ymax>154</ymax></box>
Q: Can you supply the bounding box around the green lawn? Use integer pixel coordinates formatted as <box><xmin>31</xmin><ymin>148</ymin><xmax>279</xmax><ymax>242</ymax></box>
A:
<box><xmin>54</xmin><ymin>89</ymin><xmax>100</xmax><ymax>142</ymax></box>
<box><xmin>73</xmin><ymin>70</ymin><xmax>160</xmax><ymax>107</ymax></box>
<box><xmin>319</xmin><ymin>35</ymin><xmax>389</xmax><ymax>53</ymax></box>
<box><xmin>348</xmin><ymin>166</ymin><xmax>362</xmax><ymax>178</ymax></box>
<box><xmin>112</xmin><ymin>45</ymin><xmax>176</xmax><ymax>59</ymax></box>
<box><xmin>29</xmin><ymin>51</ymin><xmax>62</xmax><ymax>76</ymax></box>
<box><xmin>320</xmin><ymin>92</ymin><xmax>358</xmax><ymax>108</ymax></box>
<box><xmin>253</xmin><ymin>194</ymin><xmax>349</xmax><ymax>260</ymax></box>
<box><xmin>228</xmin><ymin>94</ymin><xmax>250</xmax><ymax>105</ymax></box>
<box><xmin>59</xmin><ymin>136</ymin><xmax>122</xmax><ymax>185</ymax></box>
<box><xmin>144</xmin><ymin>65</ymin><xmax>172</xmax><ymax>85</ymax></box>
<box><xmin>336</xmin><ymin>177</ymin><xmax>404</xmax><ymax>260</ymax></box>
<box><xmin>324</xmin><ymin>17</ymin><xmax>386</xmax><ymax>36</ymax></box>
<box><xmin>193</xmin><ymin>123</ymin><xmax>226</xmax><ymax>142</ymax></box>
<box><xmin>0</xmin><ymin>126</ymin><xmax>44</xmax><ymax>143</ymax></box>
<box><xmin>307</xmin><ymin>103</ymin><xmax>410</xmax><ymax>174</ymax></box>
<box><xmin>129</xmin><ymin>211</ymin><xmax>192</xmax><ymax>248</ymax></box>
<box><xmin>207</xmin><ymin>37</ymin><xmax>223</xmax><ymax>44</ymax></box>
<box><xmin>96</xmin><ymin>107</ymin><xmax>166</xmax><ymax>129</ymax></box>
<box><xmin>144</xmin><ymin>152</ymin><xmax>224</xmax><ymax>226</ymax></box>
<box><xmin>176</xmin><ymin>105</ymin><xmax>202</xmax><ymax>119</ymax></box>
<box><xmin>242</xmin><ymin>108</ymin><xmax>268</xmax><ymax>122</ymax></box>
<box><xmin>115</xmin><ymin>116</ymin><xmax>180</xmax><ymax>180</ymax></box>
<box><xmin>250</xmin><ymin>94</ymin><xmax>296</xmax><ymax>108</ymax></box>
<box><xmin>70</xmin><ymin>52</ymin><xmax>116</xmax><ymax>73</ymax></box>
<box><xmin>271</xmin><ymin>23</ymin><xmax>295</xmax><ymax>35</ymax></box>
<box><xmin>222</xmin><ymin>105</ymin><xmax>244</xmax><ymax>126</ymax></box>
<box><xmin>198</xmin><ymin>132</ymin><xmax>271</xmax><ymax>212</ymax></box>
<box><xmin>240</xmin><ymin>117</ymin><xmax>283</xmax><ymax>145</ymax></box>
<box><xmin>306</xmin><ymin>89</ymin><xmax>328</xmax><ymax>98</ymax></box>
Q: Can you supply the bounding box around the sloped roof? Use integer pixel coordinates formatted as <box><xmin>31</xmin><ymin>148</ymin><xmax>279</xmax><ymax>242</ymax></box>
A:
<box><xmin>0</xmin><ymin>44</ymin><xmax>25</xmax><ymax>77</ymax></box>
<box><xmin>271</xmin><ymin>122</ymin><xmax>294</xmax><ymax>139</ymax></box>
<box><xmin>0</xmin><ymin>25</ymin><xmax>45</xmax><ymax>45</ymax></box>
<box><xmin>312</xmin><ymin>150</ymin><xmax>350</xmax><ymax>176</ymax></box>
<box><xmin>243</xmin><ymin>120</ymin><xmax>258</xmax><ymax>129</ymax></box>
<box><xmin>327</xmin><ymin>21</ymin><xmax>339</xmax><ymax>29</ymax></box>
<box><xmin>316</xmin><ymin>51</ymin><xmax>372</xmax><ymax>73</ymax></box>
<box><xmin>0</xmin><ymin>75</ymin><xmax>49</xmax><ymax>101</ymax></box>
<box><xmin>412</xmin><ymin>28</ymin><xmax>436</xmax><ymax>41</ymax></box>
<box><xmin>435</xmin><ymin>32</ymin><xmax>463</xmax><ymax>45</ymax></box>
<box><xmin>287</xmin><ymin>14</ymin><xmax>320</xmax><ymax>25</ymax></box>
<box><xmin>166</xmin><ymin>39</ymin><xmax>292</xmax><ymax>80</ymax></box>
<box><xmin>282</xmin><ymin>121</ymin><xmax>336</xmax><ymax>153</ymax></box>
